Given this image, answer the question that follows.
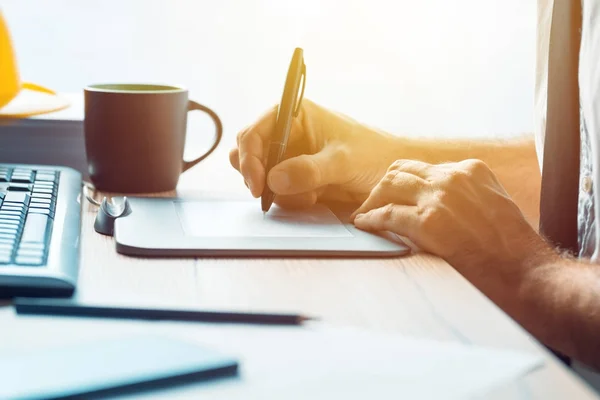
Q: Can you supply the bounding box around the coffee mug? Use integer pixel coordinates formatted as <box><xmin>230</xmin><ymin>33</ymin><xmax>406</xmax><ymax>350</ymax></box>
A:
<box><xmin>84</xmin><ymin>83</ymin><xmax>222</xmax><ymax>193</ymax></box>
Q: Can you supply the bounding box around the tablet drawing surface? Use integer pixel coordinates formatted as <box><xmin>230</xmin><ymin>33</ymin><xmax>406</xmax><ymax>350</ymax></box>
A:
<box><xmin>175</xmin><ymin>201</ymin><xmax>353</xmax><ymax>238</ymax></box>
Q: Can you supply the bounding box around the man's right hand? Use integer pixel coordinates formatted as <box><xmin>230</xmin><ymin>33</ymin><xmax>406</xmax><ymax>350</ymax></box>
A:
<box><xmin>229</xmin><ymin>99</ymin><xmax>404</xmax><ymax>208</ymax></box>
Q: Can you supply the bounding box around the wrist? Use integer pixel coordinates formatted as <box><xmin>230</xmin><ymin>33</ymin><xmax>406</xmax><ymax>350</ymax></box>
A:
<box><xmin>390</xmin><ymin>135</ymin><xmax>438</xmax><ymax>164</ymax></box>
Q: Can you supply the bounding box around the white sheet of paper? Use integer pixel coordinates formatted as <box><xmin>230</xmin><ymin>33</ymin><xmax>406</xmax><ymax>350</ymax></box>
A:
<box><xmin>0</xmin><ymin>309</ymin><xmax>542</xmax><ymax>399</ymax></box>
<box><xmin>175</xmin><ymin>200</ymin><xmax>353</xmax><ymax>238</ymax></box>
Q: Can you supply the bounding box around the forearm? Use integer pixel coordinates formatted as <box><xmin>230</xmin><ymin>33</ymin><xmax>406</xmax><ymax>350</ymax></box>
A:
<box><xmin>479</xmin><ymin>245</ymin><xmax>600</xmax><ymax>369</ymax></box>
<box><xmin>516</xmin><ymin>256</ymin><xmax>600</xmax><ymax>369</ymax></box>
<box><xmin>394</xmin><ymin>135</ymin><xmax>541</xmax><ymax>226</ymax></box>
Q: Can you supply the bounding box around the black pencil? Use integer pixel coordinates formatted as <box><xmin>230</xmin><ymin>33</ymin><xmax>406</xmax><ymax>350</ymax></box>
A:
<box><xmin>13</xmin><ymin>297</ymin><xmax>316</xmax><ymax>326</ymax></box>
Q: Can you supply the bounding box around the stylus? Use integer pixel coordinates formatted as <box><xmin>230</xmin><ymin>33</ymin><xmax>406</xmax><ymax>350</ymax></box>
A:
<box><xmin>261</xmin><ymin>47</ymin><xmax>306</xmax><ymax>213</ymax></box>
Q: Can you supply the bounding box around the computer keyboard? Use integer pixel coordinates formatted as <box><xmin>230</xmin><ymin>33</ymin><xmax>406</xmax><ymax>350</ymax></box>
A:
<box><xmin>0</xmin><ymin>164</ymin><xmax>82</xmax><ymax>298</ymax></box>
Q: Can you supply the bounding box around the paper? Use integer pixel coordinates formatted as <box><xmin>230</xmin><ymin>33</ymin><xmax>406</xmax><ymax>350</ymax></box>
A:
<box><xmin>175</xmin><ymin>200</ymin><xmax>353</xmax><ymax>238</ymax></box>
<box><xmin>0</xmin><ymin>309</ymin><xmax>542</xmax><ymax>399</ymax></box>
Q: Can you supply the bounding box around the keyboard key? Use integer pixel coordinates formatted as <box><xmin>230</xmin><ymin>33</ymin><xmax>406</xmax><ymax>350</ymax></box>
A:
<box><xmin>0</xmin><ymin>220</ymin><xmax>21</xmax><ymax>233</ymax></box>
<box><xmin>34</xmin><ymin>184</ymin><xmax>54</xmax><ymax>192</ymax></box>
<box><xmin>0</xmin><ymin>215</ymin><xmax>22</xmax><ymax>222</ymax></box>
<box><xmin>29</xmin><ymin>202</ymin><xmax>51</xmax><ymax>210</ymax></box>
<box><xmin>7</xmin><ymin>183</ymin><xmax>33</xmax><ymax>191</ymax></box>
<box><xmin>30</xmin><ymin>198</ymin><xmax>51</xmax><ymax>206</ymax></box>
<box><xmin>21</xmin><ymin>214</ymin><xmax>51</xmax><ymax>243</ymax></box>
<box><xmin>0</xmin><ymin>253</ymin><xmax>11</xmax><ymax>264</ymax></box>
<box><xmin>0</xmin><ymin>207</ymin><xmax>26</xmax><ymax>215</ymax></box>
<box><xmin>16</xmin><ymin>248</ymin><xmax>44</xmax><ymax>258</ymax></box>
<box><xmin>31</xmin><ymin>193</ymin><xmax>52</xmax><ymax>200</ymax></box>
<box><xmin>1</xmin><ymin>205</ymin><xmax>26</xmax><ymax>213</ymax></box>
<box><xmin>3</xmin><ymin>191</ymin><xmax>30</xmax><ymax>205</ymax></box>
<box><xmin>0</xmin><ymin>219</ymin><xmax>20</xmax><ymax>227</ymax></box>
<box><xmin>35</xmin><ymin>173</ymin><xmax>56</xmax><ymax>182</ymax></box>
<box><xmin>15</xmin><ymin>255</ymin><xmax>43</xmax><ymax>266</ymax></box>
<box><xmin>18</xmin><ymin>242</ymin><xmax>45</xmax><ymax>251</ymax></box>
<box><xmin>0</xmin><ymin>227</ymin><xmax>18</xmax><ymax>235</ymax></box>
<box><xmin>29</xmin><ymin>208</ymin><xmax>53</xmax><ymax>217</ymax></box>
<box><xmin>0</xmin><ymin>210</ymin><xmax>24</xmax><ymax>218</ymax></box>
<box><xmin>0</xmin><ymin>242</ymin><xmax>14</xmax><ymax>251</ymax></box>
<box><xmin>32</xmin><ymin>187</ymin><xmax>53</xmax><ymax>195</ymax></box>
<box><xmin>0</xmin><ymin>233</ymin><xmax>17</xmax><ymax>240</ymax></box>
<box><xmin>34</xmin><ymin>179</ymin><xmax>54</xmax><ymax>186</ymax></box>
<box><xmin>11</xmin><ymin>171</ymin><xmax>34</xmax><ymax>183</ymax></box>
<box><xmin>0</xmin><ymin>211</ymin><xmax>23</xmax><ymax>217</ymax></box>
<box><xmin>13</xmin><ymin>168</ymin><xmax>33</xmax><ymax>175</ymax></box>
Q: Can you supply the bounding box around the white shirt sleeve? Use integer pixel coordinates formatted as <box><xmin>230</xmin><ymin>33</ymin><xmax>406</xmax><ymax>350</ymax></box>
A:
<box><xmin>534</xmin><ymin>0</ymin><xmax>554</xmax><ymax>173</ymax></box>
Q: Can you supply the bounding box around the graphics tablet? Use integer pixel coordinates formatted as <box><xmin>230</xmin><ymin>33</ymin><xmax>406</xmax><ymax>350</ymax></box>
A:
<box><xmin>113</xmin><ymin>197</ymin><xmax>411</xmax><ymax>257</ymax></box>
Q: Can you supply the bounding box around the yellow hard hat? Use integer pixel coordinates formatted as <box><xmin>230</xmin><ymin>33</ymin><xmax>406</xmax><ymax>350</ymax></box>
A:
<box><xmin>0</xmin><ymin>10</ymin><xmax>69</xmax><ymax>117</ymax></box>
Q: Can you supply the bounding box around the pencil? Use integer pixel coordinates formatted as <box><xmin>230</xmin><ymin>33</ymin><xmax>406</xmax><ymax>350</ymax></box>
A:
<box><xmin>13</xmin><ymin>298</ymin><xmax>316</xmax><ymax>326</ymax></box>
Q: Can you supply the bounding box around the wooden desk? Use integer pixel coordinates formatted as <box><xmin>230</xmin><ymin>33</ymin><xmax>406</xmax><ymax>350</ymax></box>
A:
<box><xmin>65</xmin><ymin>150</ymin><xmax>597</xmax><ymax>399</ymax></box>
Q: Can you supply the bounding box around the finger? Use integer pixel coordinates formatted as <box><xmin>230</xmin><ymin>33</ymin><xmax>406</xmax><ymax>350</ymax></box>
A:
<box><xmin>239</xmin><ymin>137</ymin><xmax>267</xmax><ymax>196</ymax></box>
<box><xmin>353</xmin><ymin>204</ymin><xmax>420</xmax><ymax>238</ymax></box>
<box><xmin>350</xmin><ymin>171</ymin><xmax>426</xmax><ymax>220</ymax></box>
<box><xmin>240</xmin><ymin>154</ymin><xmax>265</xmax><ymax>197</ymax></box>
<box><xmin>273</xmin><ymin>191</ymin><xmax>318</xmax><ymax>209</ymax></box>
<box><xmin>229</xmin><ymin>148</ymin><xmax>240</xmax><ymax>171</ymax></box>
<box><xmin>267</xmin><ymin>146</ymin><xmax>345</xmax><ymax>196</ymax></box>
<box><xmin>230</xmin><ymin>148</ymin><xmax>259</xmax><ymax>195</ymax></box>
<box><xmin>389</xmin><ymin>159</ymin><xmax>432</xmax><ymax>179</ymax></box>
<box><xmin>237</xmin><ymin>108</ymin><xmax>278</xmax><ymax>192</ymax></box>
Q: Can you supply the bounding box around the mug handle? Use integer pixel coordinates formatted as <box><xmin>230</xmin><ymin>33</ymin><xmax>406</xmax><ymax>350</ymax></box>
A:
<box><xmin>182</xmin><ymin>100</ymin><xmax>223</xmax><ymax>172</ymax></box>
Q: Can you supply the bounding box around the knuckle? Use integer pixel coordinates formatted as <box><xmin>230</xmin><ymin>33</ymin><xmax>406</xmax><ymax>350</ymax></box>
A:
<box><xmin>229</xmin><ymin>148</ymin><xmax>240</xmax><ymax>165</ymax></box>
<box><xmin>380</xmin><ymin>203</ymin><xmax>396</xmax><ymax>220</ymax></box>
<box><xmin>237</xmin><ymin>129</ymin><xmax>251</xmax><ymax>148</ymax></box>
<box><xmin>433</xmin><ymin>188</ymin><xmax>451</xmax><ymax>204</ymax></box>
<box><xmin>381</xmin><ymin>169</ymin><xmax>399</xmax><ymax>188</ymax></box>
<box><xmin>418</xmin><ymin>205</ymin><xmax>441</xmax><ymax>231</ymax></box>
<box><xmin>389</xmin><ymin>159</ymin><xmax>406</xmax><ymax>171</ymax></box>
<box><xmin>442</xmin><ymin>170</ymin><xmax>467</xmax><ymax>186</ymax></box>
<box><xmin>239</xmin><ymin>155</ymin><xmax>252</xmax><ymax>174</ymax></box>
<box><xmin>391</xmin><ymin>159</ymin><xmax>416</xmax><ymax>172</ymax></box>
<box><xmin>462</xmin><ymin>159</ymin><xmax>489</xmax><ymax>175</ymax></box>
<box><xmin>236</xmin><ymin>131</ymin><xmax>244</xmax><ymax>145</ymax></box>
<box><xmin>330</xmin><ymin>143</ymin><xmax>352</xmax><ymax>167</ymax></box>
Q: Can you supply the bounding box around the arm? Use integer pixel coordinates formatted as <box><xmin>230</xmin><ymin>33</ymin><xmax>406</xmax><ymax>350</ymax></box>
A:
<box><xmin>230</xmin><ymin>99</ymin><xmax>541</xmax><ymax>218</ymax></box>
<box><xmin>517</xmin><ymin>254</ymin><xmax>600</xmax><ymax>369</ymax></box>
<box><xmin>350</xmin><ymin>158</ymin><xmax>598</xmax><ymax>368</ymax></box>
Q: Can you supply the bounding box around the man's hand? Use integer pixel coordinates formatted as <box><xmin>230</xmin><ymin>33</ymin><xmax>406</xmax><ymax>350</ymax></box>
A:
<box><xmin>351</xmin><ymin>159</ymin><xmax>552</xmax><ymax>287</ymax></box>
<box><xmin>229</xmin><ymin>99</ymin><xmax>404</xmax><ymax>208</ymax></box>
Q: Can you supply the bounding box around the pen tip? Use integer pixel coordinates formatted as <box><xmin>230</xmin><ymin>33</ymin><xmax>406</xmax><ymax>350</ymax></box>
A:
<box><xmin>300</xmin><ymin>315</ymin><xmax>320</xmax><ymax>323</ymax></box>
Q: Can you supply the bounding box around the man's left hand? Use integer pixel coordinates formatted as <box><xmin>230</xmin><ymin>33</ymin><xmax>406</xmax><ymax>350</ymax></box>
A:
<box><xmin>351</xmin><ymin>159</ymin><xmax>552</xmax><ymax>288</ymax></box>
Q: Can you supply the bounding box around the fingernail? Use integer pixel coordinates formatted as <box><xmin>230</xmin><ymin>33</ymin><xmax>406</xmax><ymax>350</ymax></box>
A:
<box><xmin>269</xmin><ymin>171</ymin><xmax>290</xmax><ymax>192</ymax></box>
<box><xmin>246</xmin><ymin>178</ymin><xmax>254</xmax><ymax>193</ymax></box>
<box><xmin>354</xmin><ymin>213</ymin><xmax>365</xmax><ymax>220</ymax></box>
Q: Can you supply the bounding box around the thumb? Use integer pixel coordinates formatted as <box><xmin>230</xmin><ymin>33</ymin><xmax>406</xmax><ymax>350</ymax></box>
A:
<box><xmin>267</xmin><ymin>147</ymin><xmax>342</xmax><ymax>195</ymax></box>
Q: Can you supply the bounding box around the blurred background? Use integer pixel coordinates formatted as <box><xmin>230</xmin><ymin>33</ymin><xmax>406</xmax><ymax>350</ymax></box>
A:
<box><xmin>1</xmin><ymin>0</ymin><xmax>535</xmax><ymax>146</ymax></box>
